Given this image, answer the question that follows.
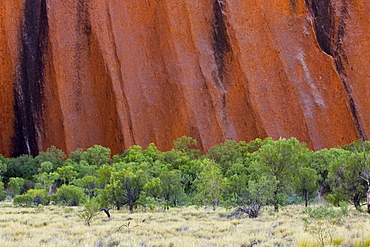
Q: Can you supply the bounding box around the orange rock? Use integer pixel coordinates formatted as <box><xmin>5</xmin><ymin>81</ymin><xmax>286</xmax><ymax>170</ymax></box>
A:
<box><xmin>0</xmin><ymin>0</ymin><xmax>366</xmax><ymax>157</ymax></box>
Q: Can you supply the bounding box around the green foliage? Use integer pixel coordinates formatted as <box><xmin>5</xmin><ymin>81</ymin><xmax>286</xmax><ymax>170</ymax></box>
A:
<box><xmin>328</xmin><ymin>149</ymin><xmax>367</xmax><ymax>210</ymax></box>
<box><xmin>38</xmin><ymin>161</ymin><xmax>54</xmax><ymax>174</ymax></box>
<box><xmin>294</xmin><ymin>167</ymin><xmax>319</xmax><ymax>207</ymax></box>
<box><xmin>4</xmin><ymin>155</ymin><xmax>37</xmax><ymax>182</ymax></box>
<box><xmin>66</xmin><ymin>159</ymin><xmax>96</xmax><ymax>178</ymax></box>
<box><xmin>117</xmin><ymin>145</ymin><xmax>146</xmax><ymax>163</ymax></box>
<box><xmin>76</xmin><ymin>197</ymin><xmax>101</xmax><ymax>226</ymax></box>
<box><xmin>0</xmin><ymin>181</ymin><xmax>6</xmax><ymax>201</ymax></box>
<box><xmin>56</xmin><ymin>165</ymin><xmax>77</xmax><ymax>185</ymax></box>
<box><xmin>0</xmin><ymin>158</ymin><xmax>7</xmax><ymax>181</ymax></box>
<box><xmin>4</xmin><ymin>136</ymin><xmax>370</xmax><ymax>215</ymax></box>
<box><xmin>13</xmin><ymin>194</ymin><xmax>33</xmax><ymax>207</ymax></box>
<box><xmin>206</xmin><ymin>140</ymin><xmax>249</xmax><ymax>174</ymax></box>
<box><xmin>224</xmin><ymin>161</ymin><xmax>249</xmax><ymax>204</ymax></box>
<box><xmin>247</xmin><ymin>176</ymin><xmax>279</xmax><ymax>206</ymax></box>
<box><xmin>194</xmin><ymin>159</ymin><xmax>226</xmax><ymax>210</ymax></box>
<box><xmin>179</xmin><ymin>159</ymin><xmax>201</xmax><ymax>196</ymax></box>
<box><xmin>34</xmin><ymin>172</ymin><xmax>60</xmax><ymax>192</ymax></box>
<box><xmin>8</xmin><ymin>177</ymin><xmax>25</xmax><ymax>197</ymax></box>
<box><xmin>302</xmin><ymin>206</ymin><xmax>344</xmax><ymax>246</ymax></box>
<box><xmin>143</xmin><ymin>143</ymin><xmax>165</xmax><ymax>163</ymax></box>
<box><xmin>250</xmin><ymin>137</ymin><xmax>310</xmax><ymax>211</ymax></box>
<box><xmin>173</xmin><ymin>136</ymin><xmax>200</xmax><ymax>158</ymax></box>
<box><xmin>54</xmin><ymin>185</ymin><xmax>85</xmax><ymax>206</ymax></box>
<box><xmin>34</xmin><ymin>146</ymin><xmax>66</xmax><ymax>170</ymax></box>
<box><xmin>81</xmin><ymin>145</ymin><xmax>111</xmax><ymax>166</ymax></box>
<box><xmin>96</xmin><ymin>164</ymin><xmax>115</xmax><ymax>187</ymax></box>
<box><xmin>101</xmin><ymin>168</ymin><xmax>148</xmax><ymax>211</ymax></box>
<box><xmin>26</xmin><ymin>189</ymin><xmax>50</xmax><ymax>206</ymax></box>
<box><xmin>159</xmin><ymin>170</ymin><xmax>184</xmax><ymax>209</ymax></box>
<box><xmin>73</xmin><ymin>175</ymin><xmax>100</xmax><ymax>196</ymax></box>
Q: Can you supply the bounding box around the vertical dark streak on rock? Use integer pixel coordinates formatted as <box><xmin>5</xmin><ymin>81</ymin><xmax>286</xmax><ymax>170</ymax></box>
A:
<box><xmin>304</xmin><ymin>0</ymin><xmax>365</xmax><ymax>140</ymax></box>
<box><xmin>212</xmin><ymin>0</ymin><xmax>230</xmax><ymax>126</ymax></box>
<box><xmin>12</xmin><ymin>0</ymin><xmax>48</xmax><ymax>157</ymax></box>
<box><xmin>332</xmin><ymin>1</ymin><xmax>365</xmax><ymax>141</ymax></box>
<box><xmin>212</xmin><ymin>0</ymin><xmax>230</xmax><ymax>90</ymax></box>
<box><xmin>106</xmin><ymin>4</ymin><xmax>136</xmax><ymax>145</ymax></box>
<box><xmin>304</xmin><ymin>0</ymin><xmax>333</xmax><ymax>56</ymax></box>
<box><xmin>290</xmin><ymin>0</ymin><xmax>298</xmax><ymax>13</ymax></box>
<box><xmin>74</xmin><ymin>0</ymin><xmax>92</xmax><ymax>111</ymax></box>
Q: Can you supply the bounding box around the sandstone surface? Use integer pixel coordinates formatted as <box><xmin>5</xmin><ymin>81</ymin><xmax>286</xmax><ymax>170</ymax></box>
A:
<box><xmin>0</xmin><ymin>0</ymin><xmax>368</xmax><ymax>157</ymax></box>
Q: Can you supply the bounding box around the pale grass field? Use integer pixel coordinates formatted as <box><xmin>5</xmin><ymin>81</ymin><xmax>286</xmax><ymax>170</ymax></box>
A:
<box><xmin>1</xmin><ymin>202</ymin><xmax>370</xmax><ymax>247</ymax></box>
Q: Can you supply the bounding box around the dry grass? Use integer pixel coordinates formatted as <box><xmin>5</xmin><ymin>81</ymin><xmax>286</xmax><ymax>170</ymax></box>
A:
<box><xmin>1</xmin><ymin>202</ymin><xmax>370</xmax><ymax>247</ymax></box>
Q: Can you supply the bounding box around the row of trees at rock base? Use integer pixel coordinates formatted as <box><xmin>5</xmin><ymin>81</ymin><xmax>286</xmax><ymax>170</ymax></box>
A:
<box><xmin>1</xmin><ymin>136</ymin><xmax>370</xmax><ymax>217</ymax></box>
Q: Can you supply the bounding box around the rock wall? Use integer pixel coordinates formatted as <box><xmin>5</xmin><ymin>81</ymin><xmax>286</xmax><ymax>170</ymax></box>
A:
<box><xmin>1</xmin><ymin>0</ymin><xmax>368</xmax><ymax>157</ymax></box>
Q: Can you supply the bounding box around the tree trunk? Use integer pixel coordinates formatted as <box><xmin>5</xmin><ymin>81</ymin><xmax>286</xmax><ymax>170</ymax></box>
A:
<box><xmin>367</xmin><ymin>186</ymin><xmax>370</xmax><ymax>214</ymax></box>
<box><xmin>129</xmin><ymin>202</ymin><xmax>134</xmax><ymax>212</ymax></box>
<box><xmin>353</xmin><ymin>194</ymin><xmax>361</xmax><ymax>210</ymax></box>
<box><xmin>304</xmin><ymin>190</ymin><xmax>309</xmax><ymax>207</ymax></box>
<box><xmin>273</xmin><ymin>190</ymin><xmax>279</xmax><ymax>212</ymax></box>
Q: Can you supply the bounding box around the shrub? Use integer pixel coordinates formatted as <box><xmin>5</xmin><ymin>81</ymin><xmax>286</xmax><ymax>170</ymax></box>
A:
<box><xmin>0</xmin><ymin>181</ymin><xmax>6</xmax><ymax>201</ymax></box>
<box><xmin>13</xmin><ymin>194</ymin><xmax>34</xmax><ymax>207</ymax></box>
<box><xmin>76</xmin><ymin>197</ymin><xmax>101</xmax><ymax>226</ymax></box>
<box><xmin>8</xmin><ymin>177</ymin><xmax>24</xmax><ymax>197</ymax></box>
<box><xmin>53</xmin><ymin>185</ymin><xmax>85</xmax><ymax>206</ymax></box>
<box><xmin>302</xmin><ymin>206</ymin><xmax>344</xmax><ymax>246</ymax></box>
<box><xmin>26</xmin><ymin>189</ymin><xmax>50</xmax><ymax>206</ymax></box>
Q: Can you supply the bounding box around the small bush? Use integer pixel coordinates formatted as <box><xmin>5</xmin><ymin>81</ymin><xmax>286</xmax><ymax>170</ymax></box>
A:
<box><xmin>26</xmin><ymin>189</ymin><xmax>50</xmax><ymax>206</ymax></box>
<box><xmin>76</xmin><ymin>197</ymin><xmax>101</xmax><ymax>226</ymax></box>
<box><xmin>53</xmin><ymin>185</ymin><xmax>85</xmax><ymax>206</ymax></box>
<box><xmin>0</xmin><ymin>181</ymin><xmax>6</xmax><ymax>201</ymax></box>
<box><xmin>13</xmin><ymin>194</ymin><xmax>34</xmax><ymax>207</ymax></box>
<box><xmin>302</xmin><ymin>206</ymin><xmax>344</xmax><ymax>246</ymax></box>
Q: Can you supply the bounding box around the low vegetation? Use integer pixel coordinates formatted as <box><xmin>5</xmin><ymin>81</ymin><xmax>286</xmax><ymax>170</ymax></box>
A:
<box><xmin>0</xmin><ymin>202</ymin><xmax>370</xmax><ymax>246</ymax></box>
<box><xmin>1</xmin><ymin>136</ymin><xmax>370</xmax><ymax>245</ymax></box>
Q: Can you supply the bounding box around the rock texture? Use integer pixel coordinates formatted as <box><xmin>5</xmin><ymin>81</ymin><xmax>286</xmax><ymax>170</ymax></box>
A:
<box><xmin>0</xmin><ymin>0</ymin><xmax>368</xmax><ymax>157</ymax></box>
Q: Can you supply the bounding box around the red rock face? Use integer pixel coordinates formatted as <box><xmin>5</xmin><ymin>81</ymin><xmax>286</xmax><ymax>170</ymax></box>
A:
<box><xmin>0</xmin><ymin>0</ymin><xmax>367</xmax><ymax>157</ymax></box>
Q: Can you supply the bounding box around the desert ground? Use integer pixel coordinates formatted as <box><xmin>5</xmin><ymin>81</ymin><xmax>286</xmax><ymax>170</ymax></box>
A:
<box><xmin>1</xmin><ymin>202</ymin><xmax>370</xmax><ymax>247</ymax></box>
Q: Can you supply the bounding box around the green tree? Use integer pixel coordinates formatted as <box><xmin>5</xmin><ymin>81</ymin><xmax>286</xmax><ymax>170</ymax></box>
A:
<box><xmin>56</xmin><ymin>165</ymin><xmax>77</xmax><ymax>185</ymax></box>
<box><xmin>101</xmin><ymin>168</ymin><xmax>148</xmax><ymax>211</ymax></box>
<box><xmin>0</xmin><ymin>157</ymin><xmax>7</xmax><ymax>181</ymax></box>
<box><xmin>8</xmin><ymin>177</ymin><xmax>25</xmax><ymax>197</ymax></box>
<box><xmin>69</xmin><ymin>148</ymin><xmax>85</xmax><ymax>163</ymax></box>
<box><xmin>242</xmin><ymin>176</ymin><xmax>279</xmax><ymax>218</ymax></box>
<box><xmin>34</xmin><ymin>172</ymin><xmax>60</xmax><ymax>192</ymax></box>
<box><xmin>4</xmin><ymin>155</ymin><xmax>37</xmax><ymax>182</ymax></box>
<box><xmin>179</xmin><ymin>159</ymin><xmax>201</xmax><ymax>196</ymax></box>
<box><xmin>195</xmin><ymin>159</ymin><xmax>226</xmax><ymax>210</ymax></box>
<box><xmin>34</xmin><ymin>146</ymin><xmax>66</xmax><ymax>170</ymax></box>
<box><xmin>96</xmin><ymin>164</ymin><xmax>116</xmax><ymax>188</ymax></box>
<box><xmin>38</xmin><ymin>161</ymin><xmax>54</xmax><ymax>174</ymax></box>
<box><xmin>224</xmin><ymin>160</ymin><xmax>250</xmax><ymax>205</ymax></box>
<box><xmin>345</xmin><ymin>140</ymin><xmax>370</xmax><ymax>213</ymax></box>
<box><xmin>206</xmin><ymin>140</ymin><xmax>249</xmax><ymax>174</ymax></box>
<box><xmin>81</xmin><ymin>145</ymin><xmax>111</xmax><ymax>166</ymax></box>
<box><xmin>26</xmin><ymin>189</ymin><xmax>50</xmax><ymax>206</ymax></box>
<box><xmin>159</xmin><ymin>170</ymin><xmax>184</xmax><ymax>209</ymax></box>
<box><xmin>143</xmin><ymin>143</ymin><xmax>165</xmax><ymax>164</ymax></box>
<box><xmin>250</xmin><ymin>137</ymin><xmax>310</xmax><ymax>211</ymax></box>
<box><xmin>73</xmin><ymin>175</ymin><xmax>100</xmax><ymax>196</ymax></box>
<box><xmin>173</xmin><ymin>136</ymin><xmax>200</xmax><ymax>158</ymax></box>
<box><xmin>294</xmin><ymin>167</ymin><xmax>319</xmax><ymax>207</ymax></box>
<box><xmin>0</xmin><ymin>181</ymin><xmax>6</xmax><ymax>201</ymax></box>
<box><xmin>327</xmin><ymin>150</ymin><xmax>367</xmax><ymax>210</ymax></box>
<box><xmin>13</xmin><ymin>194</ymin><xmax>33</xmax><ymax>207</ymax></box>
<box><xmin>308</xmin><ymin>148</ymin><xmax>342</xmax><ymax>202</ymax></box>
<box><xmin>54</xmin><ymin>185</ymin><xmax>85</xmax><ymax>206</ymax></box>
<box><xmin>66</xmin><ymin>159</ymin><xmax>96</xmax><ymax>178</ymax></box>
